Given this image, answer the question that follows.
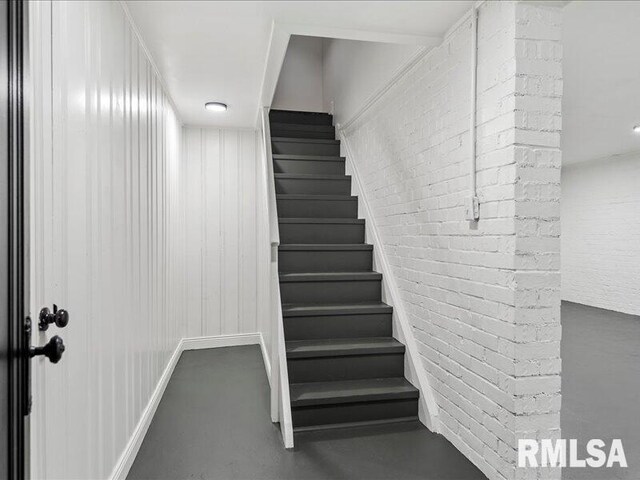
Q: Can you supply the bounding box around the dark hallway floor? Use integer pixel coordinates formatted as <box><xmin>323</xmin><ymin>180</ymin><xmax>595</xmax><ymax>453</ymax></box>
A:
<box><xmin>127</xmin><ymin>345</ymin><xmax>485</xmax><ymax>480</ymax></box>
<box><xmin>561</xmin><ymin>301</ymin><xmax>640</xmax><ymax>479</ymax></box>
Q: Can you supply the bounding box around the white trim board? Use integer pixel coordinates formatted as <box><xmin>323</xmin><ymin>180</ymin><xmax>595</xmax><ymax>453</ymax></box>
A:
<box><xmin>110</xmin><ymin>333</ymin><xmax>267</xmax><ymax>480</ymax></box>
<box><xmin>339</xmin><ymin>133</ymin><xmax>441</xmax><ymax>433</ymax></box>
<box><xmin>259</xmin><ymin>332</ymin><xmax>272</xmax><ymax>385</ymax></box>
<box><xmin>181</xmin><ymin>332</ymin><xmax>262</xmax><ymax>350</ymax></box>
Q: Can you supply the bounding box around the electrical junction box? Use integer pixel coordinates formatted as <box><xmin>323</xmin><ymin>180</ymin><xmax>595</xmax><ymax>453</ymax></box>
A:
<box><xmin>465</xmin><ymin>196</ymin><xmax>480</xmax><ymax>221</ymax></box>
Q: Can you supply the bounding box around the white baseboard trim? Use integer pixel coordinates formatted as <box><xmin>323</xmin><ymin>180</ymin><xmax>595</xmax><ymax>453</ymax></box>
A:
<box><xmin>182</xmin><ymin>332</ymin><xmax>261</xmax><ymax>350</ymax></box>
<box><xmin>259</xmin><ymin>333</ymin><xmax>272</xmax><ymax>385</ymax></box>
<box><xmin>110</xmin><ymin>332</ymin><xmax>268</xmax><ymax>480</ymax></box>
<box><xmin>110</xmin><ymin>339</ymin><xmax>183</xmax><ymax>480</ymax></box>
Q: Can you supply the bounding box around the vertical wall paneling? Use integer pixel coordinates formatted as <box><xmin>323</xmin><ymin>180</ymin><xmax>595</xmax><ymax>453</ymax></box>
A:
<box><xmin>240</xmin><ymin>133</ymin><xmax>258</xmax><ymax>334</ymax></box>
<box><xmin>30</xmin><ymin>2</ymin><xmax>266</xmax><ymax>478</ymax></box>
<box><xmin>203</xmin><ymin>130</ymin><xmax>221</xmax><ymax>337</ymax></box>
<box><xmin>183</xmin><ymin>127</ymin><xmax>202</xmax><ymax>338</ymax></box>
<box><xmin>182</xmin><ymin>127</ymin><xmax>260</xmax><ymax>339</ymax></box>
<box><xmin>223</xmin><ymin>131</ymin><xmax>239</xmax><ymax>334</ymax></box>
<box><xmin>30</xmin><ymin>1</ymin><xmax>185</xmax><ymax>478</ymax></box>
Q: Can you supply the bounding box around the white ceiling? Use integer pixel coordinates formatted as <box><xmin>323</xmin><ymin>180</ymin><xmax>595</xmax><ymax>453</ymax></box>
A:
<box><xmin>125</xmin><ymin>1</ymin><xmax>472</xmax><ymax>128</ymax></box>
<box><xmin>563</xmin><ymin>1</ymin><xmax>640</xmax><ymax>165</ymax></box>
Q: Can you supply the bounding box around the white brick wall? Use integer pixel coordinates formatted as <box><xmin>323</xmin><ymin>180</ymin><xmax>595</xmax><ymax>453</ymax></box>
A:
<box><xmin>340</xmin><ymin>3</ymin><xmax>562</xmax><ymax>479</ymax></box>
<box><xmin>561</xmin><ymin>154</ymin><xmax>640</xmax><ymax>315</ymax></box>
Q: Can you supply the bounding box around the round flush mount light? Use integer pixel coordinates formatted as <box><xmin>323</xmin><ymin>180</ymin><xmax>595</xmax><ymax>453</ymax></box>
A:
<box><xmin>633</xmin><ymin>125</ymin><xmax>640</xmax><ymax>133</ymax></box>
<box><xmin>205</xmin><ymin>102</ymin><xmax>227</xmax><ymax>112</ymax></box>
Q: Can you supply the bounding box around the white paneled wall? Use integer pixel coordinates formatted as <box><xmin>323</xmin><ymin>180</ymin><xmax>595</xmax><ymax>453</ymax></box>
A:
<box><xmin>182</xmin><ymin>127</ymin><xmax>260</xmax><ymax>338</ymax></box>
<box><xmin>30</xmin><ymin>1</ymin><xmax>186</xmax><ymax>479</ymax></box>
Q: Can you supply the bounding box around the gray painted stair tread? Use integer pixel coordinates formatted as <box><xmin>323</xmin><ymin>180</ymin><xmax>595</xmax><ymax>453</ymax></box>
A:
<box><xmin>270</xmin><ymin>109</ymin><xmax>331</xmax><ymax>115</ymax></box>
<box><xmin>290</xmin><ymin>378</ymin><xmax>418</xmax><ymax>407</ymax></box>
<box><xmin>269</xmin><ymin>110</ymin><xmax>332</xmax><ymax>125</ymax></box>
<box><xmin>276</xmin><ymin>194</ymin><xmax>355</xmax><ymax>200</ymax></box>
<box><xmin>279</xmin><ymin>272</ymin><xmax>382</xmax><ymax>282</ymax></box>
<box><xmin>273</xmin><ymin>154</ymin><xmax>345</xmax><ymax>161</ymax></box>
<box><xmin>286</xmin><ymin>337</ymin><xmax>405</xmax><ymax>358</ymax></box>
<box><xmin>279</xmin><ymin>244</ymin><xmax>372</xmax><ymax>251</ymax></box>
<box><xmin>275</xmin><ymin>173</ymin><xmax>350</xmax><ymax>180</ymax></box>
<box><xmin>271</xmin><ymin>109</ymin><xmax>420</xmax><ymax>432</ymax></box>
<box><xmin>279</xmin><ymin>218</ymin><xmax>364</xmax><ymax>224</ymax></box>
<box><xmin>272</xmin><ymin>137</ymin><xmax>340</xmax><ymax>145</ymax></box>
<box><xmin>282</xmin><ymin>301</ymin><xmax>392</xmax><ymax>317</ymax></box>
<box><xmin>271</xmin><ymin>122</ymin><xmax>334</xmax><ymax>132</ymax></box>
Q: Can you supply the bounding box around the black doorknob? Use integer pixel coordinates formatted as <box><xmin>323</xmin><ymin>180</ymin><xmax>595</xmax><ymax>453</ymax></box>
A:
<box><xmin>30</xmin><ymin>336</ymin><xmax>65</xmax><ymax>364</ymax></box>
<box><xmin>39</xmin><ymin>304</ymin><xmax>69</xmax><ymax>331</ymax></box>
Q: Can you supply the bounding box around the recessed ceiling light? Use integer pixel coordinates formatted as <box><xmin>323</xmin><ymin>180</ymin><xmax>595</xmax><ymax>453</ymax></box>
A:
<box><xmin>634</xmin><ymin>125</ymin><xmax>640</xmax><ymax>133</ymax></box>
<box><xmin>205</xmin><ymin>102</ymin><xmax>227</xmax><ymax>112</ymax></box>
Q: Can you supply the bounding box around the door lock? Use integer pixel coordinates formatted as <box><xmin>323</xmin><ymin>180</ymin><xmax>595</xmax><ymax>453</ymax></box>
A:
<box><xmin>30</xmin><ymin>335</ymin><xmax>66</xmax><ymax>364</ymax></box>
<box><xmin>23</xmin><ymin>315</ymin><xmax>67</xmax><ymax>415</ymax></box>
<box><xmin>39</xmin><ymin>304</ymin><xmax>69</xmax><ymax>331</ymax></box>
<box><xmin>26</xmin><ymin>317</ymin><xmax>66</xmax><ymax>364</ymax></box>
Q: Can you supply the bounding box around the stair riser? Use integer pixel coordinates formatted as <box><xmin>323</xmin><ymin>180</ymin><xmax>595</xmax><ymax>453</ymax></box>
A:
<box><xmin>272</xmin><ymin>140</ymin><xmax>340</xmax><ymax>156</ymax></box>
<box><xmin>280</xmin><ymin>279</ymin><xmax>381</xmax><ymax>304</ymax></box>
<box><xmin>284</xmin><ymin>313</ymin><xmax>392</xmax><ymax>341</ymax></box>
<box><xmin>279</xmin><ymin>222</ymin><xmax>364</xmax><ymax>244</ymax></box>
<box><xmin>288</xmin><ymin>353</ymin><xmax>404</xmax><ymax>383</ymax></box>
<box><xmin>277</xmin><ymin>198</ymin><xmax>357</xmax><ymax>218</ymax></box>
<box><xmin>292</xmin><ymin>398</ymin><xmax>418</xmax><ymax>429</ymax></box>
<box><xmin>270</xmin><ymin>111</ymin><xmax>332</xmax><ymax>126</ymax></box>
<box><xmin>271</xmin><ymin>128</ymin><xmax>335</xmax><ymax>140</ymax></box>
<box><xmin>274</xmin><ymin>158</ymin><xmax>345</xmax><ymax>175</ymax></box>
<box><xmin>279</xmin><ymin>249</ymin><xmax>372</xmax><ymax>273</ymax></box>
<box><xmin>275</xmin><ymin>177</ymin><xmax>351</xmax><ymax>195</ymax></box>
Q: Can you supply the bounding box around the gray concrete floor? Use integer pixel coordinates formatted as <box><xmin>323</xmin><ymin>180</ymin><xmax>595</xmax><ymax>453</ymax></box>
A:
<box><xmin>127</xmin><ymin>301</ymin><xmax>640</xmax><ymax>480</ymax></box>
<box><xmin>127</xmin><ymin>345</ymin><xmax>485</xmax><ymax>480</ymax></box>
<box><xmin>561</xmin><ymin>301</ymin><xmax>640</xmax><ymax>480</ymax></box>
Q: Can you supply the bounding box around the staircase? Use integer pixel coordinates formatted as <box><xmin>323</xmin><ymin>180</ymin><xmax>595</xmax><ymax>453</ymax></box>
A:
<box><xmin>270</xmin><ymin>109</ymin><xmax>420</xmax><ymax>431</ymax></box>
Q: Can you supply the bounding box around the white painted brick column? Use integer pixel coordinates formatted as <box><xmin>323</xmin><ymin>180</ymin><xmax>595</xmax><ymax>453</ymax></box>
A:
<box><xmin>341</xmin><ymin>2</ymin><xmax>562</xmax><ymax>480</ymax></box>
<box><xmin>477</xmin><ymin>2</ymin><xmax>563</xmax><ymax>479</ymax></box>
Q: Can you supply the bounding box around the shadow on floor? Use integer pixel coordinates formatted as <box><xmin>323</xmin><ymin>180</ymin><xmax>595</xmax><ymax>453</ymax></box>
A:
<box><xmin>561</xmin><ymin>301</ymin><xmax>640</xmax><ymax>480</ymax></box>
<box><xmin>127</xmin><ymin>345</ymin><xmax>485</xmax><ymax>480</ymax></box>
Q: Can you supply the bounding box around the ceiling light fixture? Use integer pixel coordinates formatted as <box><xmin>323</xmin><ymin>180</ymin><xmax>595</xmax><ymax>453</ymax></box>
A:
<box><xmin>634</xmin><ymin>125</ymin><xmax>640</xmax><ymax>133</ymax></box>
<box><xmin>205</xmin><ymin>102</ymin><xmax>227</xmax><ymax>112</ymax></box>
